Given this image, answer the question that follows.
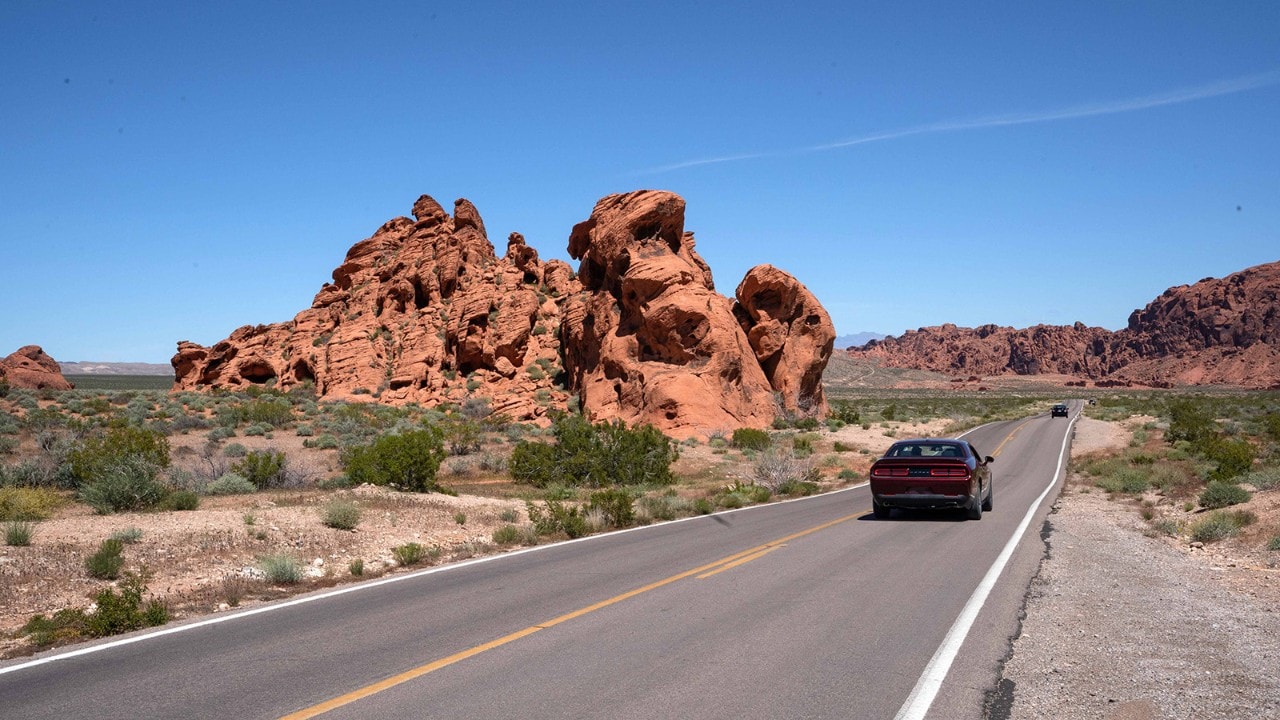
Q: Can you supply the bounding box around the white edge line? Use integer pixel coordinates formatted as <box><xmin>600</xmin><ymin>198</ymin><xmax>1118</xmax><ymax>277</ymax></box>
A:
<box><xmin>0</xmin><ymin>479</ymin><xmax>872</xmax><ymax>677</ymax></box>
<box><xmin>894</xmin><ymin>411</ymin><xmax>1078</xmax><ymax>720</ymax></box>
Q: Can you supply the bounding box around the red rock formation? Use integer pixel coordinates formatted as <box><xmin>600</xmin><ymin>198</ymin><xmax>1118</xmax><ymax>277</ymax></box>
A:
<box><xmin>174</xmin><ymin>191</ymin><xmax>836</xmax><ymax>434</ymax></box>
<box><xmin>851</xmin><ymin>260</ymin><xmax>1280</xmax><ymax>389</ymax></box>
<box><xmin>562</xmin><ymin>191</ymin><xmax>787</xmax><ymax>436</ymax></box>
<box><xmin>174</xmin><ymin>196</ymin><xmax>577</xmax><ymax>422</ymax></box>
<box><xmin>0</xmin><ymin>346</ymin><xmax>74</xmax><ymax>390</ymax></box>
<box><xmin>734</xmin><ymin>264</ymin><xmax>835</xmax><ymax>415</ymax></box>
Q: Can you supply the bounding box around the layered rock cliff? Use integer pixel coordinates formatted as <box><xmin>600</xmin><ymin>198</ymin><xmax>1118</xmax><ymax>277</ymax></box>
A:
<box><xmin>853</xmin><ymin>261</ymin><xmax>1280</xmax><ymax>389</ymax></box>
<box><xmin>173</xmin><ymin>191</ymin><xmax>834</xmax><ymax>436</ymax></box>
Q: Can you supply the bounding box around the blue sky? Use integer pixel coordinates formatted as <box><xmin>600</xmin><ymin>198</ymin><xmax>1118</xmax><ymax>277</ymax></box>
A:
<box><xmin>3</xmin><ymin>1</ymin><xmax>1277</xmax><ymax>363</ymax></box>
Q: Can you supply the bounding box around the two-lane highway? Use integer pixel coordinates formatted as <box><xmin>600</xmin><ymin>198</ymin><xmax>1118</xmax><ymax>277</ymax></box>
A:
<box><xmin>0</xmin><ymin>404</ymin><xmax>1079</xmax><ymax>719</ymax></box>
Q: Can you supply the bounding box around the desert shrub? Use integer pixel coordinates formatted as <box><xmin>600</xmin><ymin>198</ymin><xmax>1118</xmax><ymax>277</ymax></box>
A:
<box><xmin>1239</xmin><ymin>466</ymin><xmax>1280</xmax><ymax>490</ymax></box>
<box><xmin>5</xmin><ymin>520</ymin><xmax>34</xmax><ymax>546</ymax></box>
<box><xmin>491</xmin><ymin>524</ymin><xmax>523</xmax><ymax>545</ymax></box>
<box><xmin>1094</xmin><ymin>466</ymin><xmax>1150</xmax><ymax>495</ymax></box>
<box><xmin>85</xmin><ymin>538</ymin><xmax>125</xmax><ymax>579</ymax></box>
<box><xmin>0</xmin><ymin>486</ymin><xmax>66</xmax><ymax>521</ymax></box>
<box><xmin>85</xmin><ymin>572</ymin><xmax>168</xmax><ymax>637</ymax></box>
<box><xmin>223</xmin><ymin>443</ymin><xmax>249</xmax><ymax>458</ymax></box>
<box><xmin>392</xmin><ymin>542</ymin><xmax>426</xmax><ymax>566</ymax></box>
<box><xmin>258</xmin><ymin>554</ymin><xmax>303</xmax><ymax>584</ymax></box>
<box><xmin>243</xmin><ymin>423</ymin><xmax>272</xmax><ymax>437</ymax></box>
<box><xmin>349</xmin><ymin>558</ymin><xmax>364</xmax><ymax>576</ymax></box>
<box><xmin>80</xmin><ymin>457</ymin><xmax>170</xmax><ymax>514</ymax></box>
<box><xmin>303</xmin><ymin>433</ymin><xmax>340</xmax><ymax>449</ymax></box>
<box><xmin>777</xmin><ymin>478</ymin><xmax>820</xmax><ymax>496</ymax></box>
<box><xmin>165</xmin><ymin>490</ymin><xmax>200</xmax><ymax>511</ymax></box>
<box><xmin>231</xmin><ymin>450</ymin><xmax>287</xmax><ymax>490</ymax></box>
<box><xmin>205</xmin><ymin>472</ymin><xmax>257</xmax><ymax>496</ymax></box>
<box><xmin>1267</xmin><ymin>536</ymin><xmax>1280</xmax><ymax>552</ymax></box>
<box><xmin>1167</xmin><ymin>400</ymin><xmax>1215</xmax><ymax>445</ymax></box>
<box><xmin>68</xmin><ymin>425</ymin><xmax>170</xmax><ymax>487</ymax></box>
<box><xmin>110</xmin><ymin>527</ymin><xmax>143</xmax><ymax>544</ymax></box>
<box><xmin>731</xmin><ymin>428</ymin><xmax>771</xmax><ymax>451</ymax></box>
<box><xmin>637</xmin><ymin>494</ymin><xmax>691</xmax><ymax>522</ymax></box>
<box><xmin>753</xmin><ymin>450</ymin><xmax>818</xmax><ymax>492</ymax></box>
<box><xmin>1203</xmin><ymin>437</ymin><xmax>1257</xmax><ymax>481</ymax></box>
<box><xmin>1188</xmin><ymin>510</ymin><xmax>1252</xmax><ymax>543</ymax></box>
<box><xmin>838</xmin><ymin>469</ymin><xmax>860</xmax><ymax>481</ymax></box>
<box><xmin>587</xmin><ymin>487</ymin><xmax>636</xmax><ymax>528</ymax></box>
<box><xmin>322</xmin><ymin>500</ymin><xmax>362</xmax><ymax>530</ymax></box>
<box><xmin>244</xmin><ymin>397</ymin><xmax>294</xmax><ymax>427</ymax></box>
<box><xmin>526</xmin><ymin>498</ymin><xmax>588</xmax><ymax>538</ymax></box>
<box><xmin>1199</xmin><ymin>481</ymin><xmax>1252</xmax><ymax>509</ymax></box>
<box><xmin>343</xmin><ymin>427</ymin><xmax>445</xmax><ymax>493</ymax></box>
<box><xmin>510</xmin><ymin>414</ymin><xmax>676</xmax><ymax>488</ymax></box>
<box><xmin>692</xmin><ymin>497</ymin><xmax>714</xmax><ymax>514</ymax></box>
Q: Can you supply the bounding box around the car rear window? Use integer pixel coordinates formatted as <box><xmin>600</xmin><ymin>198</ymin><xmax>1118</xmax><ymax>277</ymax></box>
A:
<box><xmin>887</xmin><ymin>443</ymin><xmax>964</xmax><ymax>458</ymax></box>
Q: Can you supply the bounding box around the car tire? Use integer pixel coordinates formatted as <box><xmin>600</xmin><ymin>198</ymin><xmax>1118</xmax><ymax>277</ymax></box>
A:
<box><xmin>873</xmin><ymin>500</ymin><xmax>890</xmax><ymax>519</ymax></box>
<box><xmin>982</xmin><ymin>481</ymin><xmax>993</xmax><ymax>512</ymax></box>
<box><xmin>967</xmin><ymin>494</ymin><xmax>983</xmax><ymax>520</ymax></box>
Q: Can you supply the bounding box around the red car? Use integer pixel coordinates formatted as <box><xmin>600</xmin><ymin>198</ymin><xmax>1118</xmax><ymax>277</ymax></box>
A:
<box><xmin>869</xmin><ymin>439</ymin><xmax>994</xmax><ymax>520</ymax></box>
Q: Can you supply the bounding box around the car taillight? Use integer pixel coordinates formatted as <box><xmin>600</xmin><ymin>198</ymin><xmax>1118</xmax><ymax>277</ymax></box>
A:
<box><xmin>930</xmin><ymin>468</ymin><xmax>969</xmax><ymax>477</ymax></box>
<box><xmin>871</xmin><ymin>467</ymin><xmax>909</xmax><ymax>477</ymax></box>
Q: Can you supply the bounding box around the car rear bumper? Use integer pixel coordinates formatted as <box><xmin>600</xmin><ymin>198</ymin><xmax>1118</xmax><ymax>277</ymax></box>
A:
<box><xmin>873</xmin><ymin>492</ymin><xmax>973</xmax><ymax>510</ymax></box>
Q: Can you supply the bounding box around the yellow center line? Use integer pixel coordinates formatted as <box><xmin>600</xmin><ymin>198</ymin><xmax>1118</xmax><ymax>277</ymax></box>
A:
<box><xmin>989</xmin><ymin>419</ymin><xmax>1030</xmax><ymax>457</ymax></box>
<box><xmin>280</xmin><ymin>512</ymin><xmax>862</xmax><ymax>719</ymax></box>
<box><xmin>696</xmin><ymin>545</ymin><xmax>785</xmax><ymax>579</ymax></box>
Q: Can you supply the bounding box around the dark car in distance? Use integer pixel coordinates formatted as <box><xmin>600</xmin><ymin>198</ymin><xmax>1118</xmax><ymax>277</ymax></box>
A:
<box><xmin>869</xmin><ymin>439</ymin><xmax>994</xmax><ymax>520</ymax></box>
<box><xmin>1051</xmin><ymin>403</ymin><xmax>1069</xmax><ymax>418</ymax></box>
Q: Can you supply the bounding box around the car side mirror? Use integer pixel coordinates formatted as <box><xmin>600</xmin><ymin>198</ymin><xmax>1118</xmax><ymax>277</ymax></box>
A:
<box><xmin>985</xmin><ymin>456</ymin><xmax>994</xmax><ymax>464</ymax></box>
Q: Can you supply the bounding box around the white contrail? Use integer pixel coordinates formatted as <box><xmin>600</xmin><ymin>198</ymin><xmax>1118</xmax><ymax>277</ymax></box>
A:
<box><xmin>643</xmin><ymin>69</ymin><xmax>1280</xmax><ymax>174</ymax></box>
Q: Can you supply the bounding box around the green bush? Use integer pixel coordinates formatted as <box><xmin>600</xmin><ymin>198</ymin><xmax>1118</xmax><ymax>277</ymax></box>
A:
<box><xmin>231</xmin><ymin>450</ymin><xmax>287</xmax><ymax>490</ymax></box>
<box><xmin>526</xmin><ymin>498</ymin><xmax>588</xmax><ymax>538</ymax></box>
<box><xmin>0</xmin><ymin>486</ymin><xmax>66</xmax><ymax>521</ymax></box>
<box><xmin>1198</xmin><ymin>481</ymin><xmax>1252</xmax><ymax>509</ymax></box>
<box><xmin>1188</xmin><ymin>510</ymin><xmax>1253</xmax><ymax>543</ymax></box>
<box><xmin>491</xmin><ymin>524</ymin><xmax>523</xmax><ymax>545</ymax></box>
<box><xmin>731</xmin><ymin>427</ymin><xmax>771</xmax><ymax>451</ymax></box>
<box><xmin>205</xmin><ymin>472</ymin><xmax>257</xmax><ymax>495</ymax></box>
<box><xmin>80</xmin><ymin>457</ymin><xmax>170</xmax><ymax>514</ymax></box>
<box><xmin>1203</xmin><ymin>437</ymin><xmax>1257</xmax><ymax>481</ymax></box>
<box><xmin>1239</xmin><ymin>467</ymin><xmax>1280</xmax><ymax>490</ymax></box>
<box><xmin>85</xmin><ymin>538</ymin><xmax>125</xmax><ymax>579</ymax></box>
<box><xmin>84</xmin><ymin>572</ymin><xmax>168</xmax><ymax>637</ymax></box>
<box><xmin>587</xmin><ymin>487</ymin><xmax>636</xmax><ymax>528</ymax></box>
<box><xmin>510</xmin><ymin>414</ymin><xmax>676</xmax><ymax>488</ymax></box>
<box><xmin>110</xmin><ymin>527</ymin><xmax>143</xmax><ymax>544</ymax></box>
<box><xmin>349</xmin><ymin>558</ymin><xmax>365</xmax><ymax>576</ymax></box>
<box><xmin>322</xmin><ymin>500</ymin><xmax>362</xmax><ymax>530</ymax></box>
<box><xmin>343</xmin><ymin>428</ymin><xmax>445</xmax><ymax>493</ymax></box>
<box><xmin>1267</xmin><ymin>536</ymin><xmax>1280</xmax><ymax>552</ymax></box>
<box><xmin>259</xmin><ymin>554</ymin><xmax>303</xmax><ymax>583</ymax></box>
<box><xmin>5</xmin><ymin>520</ymin><xmax>34</xmax><ymax>546</ymax></box>
<box><xmin>392</xmin><ymin>542</ymin><xmax>426</xmax><ymax>566</ymax></box>
<box><xmin>1094</xmin><ymin>466</ymin><xmax>1150</xmax><ymax>495</ymax></box>
<box><xmin>165</xmin><ymin>490</ymin><xmax>200</xmax><ymax>511</ymax></box>
<box><xmin>68</xmin><ymin>425</ymin><xmax>170</xmax><ymax>487</ymax></box>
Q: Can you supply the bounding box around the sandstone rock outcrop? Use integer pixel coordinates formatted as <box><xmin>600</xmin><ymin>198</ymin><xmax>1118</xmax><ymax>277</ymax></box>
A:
<box><xmin>174</xmin><ymin>191</ymin><xmax>835</xmax><ymax>435</ymax></box>
<box><xmin>0</xmin><ymin>346</ymin><xmax>74</xmax><ymax>390</ymax></box>
<box><xmin>561</xmin><ymin>191</ymin><xmax>833</xmax><ymax>435</ymax></box>
<box><xmin>853</xmin><ymin>260</ymin><xmax>1280</xmax><ymax>389</ymax></box>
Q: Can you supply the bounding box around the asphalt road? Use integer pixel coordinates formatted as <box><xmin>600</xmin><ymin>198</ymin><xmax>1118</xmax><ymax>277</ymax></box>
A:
<box><xmin>0</xmin><ymin>404</ymin><xmax>1078</xmax><ymax>719</ymax></box>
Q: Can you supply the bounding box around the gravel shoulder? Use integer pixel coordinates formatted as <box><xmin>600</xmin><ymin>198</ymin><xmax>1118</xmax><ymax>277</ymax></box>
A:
<box><xmin>993</xmin><ymin>417</ymin><xmax>1280</xmax><ymax>719</ymax></box>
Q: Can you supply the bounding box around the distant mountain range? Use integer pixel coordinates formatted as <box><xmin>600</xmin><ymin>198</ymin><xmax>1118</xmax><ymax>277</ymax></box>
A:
<box><xmin>60</xmin><ymin>361</ymin><xmax>173</xmax><ymax>376</ymax></box>
<box><xmin>834</xmin><ymin>332</ymin><xmax>886</xmax><ymax>349</ymax></box>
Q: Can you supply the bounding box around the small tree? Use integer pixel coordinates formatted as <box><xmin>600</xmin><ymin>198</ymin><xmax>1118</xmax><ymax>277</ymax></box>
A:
<box><xmin>69</xmin><ymin>425</ymin><xmax>170</xmax><ymax>488</ymax></box>
<box><xmin>232</xmin><ymin>450</ymin><xmax>287</xmax><ymax>489</ymax></box>
<box><xmin>510</xmin><ymin>414</ymin><xmax>676</xmax><ymax>488</ymax></box>
<box><xmin>343</xmin><ymin>427</ymin><xmax>445</xmax><ymax>492</ymax></box>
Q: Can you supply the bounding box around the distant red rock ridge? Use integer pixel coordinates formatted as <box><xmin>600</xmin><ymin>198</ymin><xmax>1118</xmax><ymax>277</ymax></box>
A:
<box><xmin>173</xmin><ymin>191</ymin><xmax>835</xmax><ymax>437</ymax></box>
<box><xmin>852</xmin><ymin>260</ymin><xmax>1280</xmax><ymax>389</ymax></box>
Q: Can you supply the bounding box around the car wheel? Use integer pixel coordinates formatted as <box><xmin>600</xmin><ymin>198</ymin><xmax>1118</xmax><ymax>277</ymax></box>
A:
<box><xmin>982</xmin><ymin>481</ymin><xmax>993</xmax><ymax>512</ymax></box>
<box><xmin>967</xmin><ymin>494</ymin><xmax>983</xmax><ymax>520</ymax></box>
<box><xmin>873</xmin><ymin>500</ymin><xmax>890</xmax><ymax>519</ymax></box>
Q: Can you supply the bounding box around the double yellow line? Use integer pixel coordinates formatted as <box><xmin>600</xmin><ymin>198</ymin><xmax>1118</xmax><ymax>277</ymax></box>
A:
<box><xmin>281</xmin><ymin>511</ymin><xmax>863</xmax><ymax>718</ymax></box>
